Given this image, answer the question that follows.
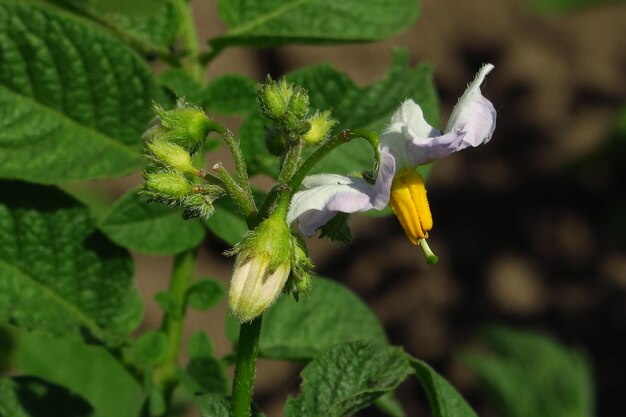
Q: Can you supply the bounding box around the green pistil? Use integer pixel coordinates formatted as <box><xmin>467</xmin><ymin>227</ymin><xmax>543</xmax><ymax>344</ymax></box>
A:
<box><xmin>419</xmin><ymin>239</ymin><xmax>439</xmax><ymax>265</ymax></box>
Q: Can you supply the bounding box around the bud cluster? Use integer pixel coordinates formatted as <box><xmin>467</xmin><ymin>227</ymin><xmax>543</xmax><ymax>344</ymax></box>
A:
<box><xmin>141</xmin><ymin>100</ymin><xmax>222</xmax><ymax>220</ymax></box>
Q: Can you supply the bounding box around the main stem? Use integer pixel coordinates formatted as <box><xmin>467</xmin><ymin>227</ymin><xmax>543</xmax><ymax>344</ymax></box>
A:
<box><xmin>174</xmin><ymin>0</ymin><xmax>204</xmax><ymax>84</ymax></box>
<box><xmin>156</xmin><ymin>249</ymin><xmax>197</xmax><ymax>404</ymax></box>
<box><xmin>231</xmin><ymin>316</ymin><xmax>263</xmax><ymax>417</ymax></box>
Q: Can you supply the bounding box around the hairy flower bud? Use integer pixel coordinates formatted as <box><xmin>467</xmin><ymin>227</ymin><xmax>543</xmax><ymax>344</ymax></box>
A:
<box><xmin>146</xmin><ymin>140</ymin><xmax>197</xmax><ymax>175</ymax></box>
<box><xmin>143</xmin><ymin>100</ymin><xmax>214</xmax><ymax>154</ymax></box>
<box><xmin>143</xmin><ymin>172</ymin><xmax>194</xmax><ymax>203</ymax></box>
<box><xmin>303</xmin><ymin>110</ymin><xmax>336</xmax><ymax>145</ymax></box>
<box><xmin>258</xmin><ymin>77</ymin><xmax>311</xmax><ymax>136</ymax></box>
<box><xmin>228</xmin><ymin>212</ymin><xmax>292</xmax><ymax>322</ymax></box>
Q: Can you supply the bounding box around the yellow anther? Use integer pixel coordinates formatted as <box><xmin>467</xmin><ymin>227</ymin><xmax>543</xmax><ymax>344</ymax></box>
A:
<box><xmin>389</xmin><ymin>171</ymin><xmax>433</xmax><ymax>245</ymax></box>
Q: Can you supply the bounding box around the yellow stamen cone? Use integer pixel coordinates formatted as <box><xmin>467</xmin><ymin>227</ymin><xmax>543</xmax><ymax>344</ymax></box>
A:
<box><xmin>389</xmin><ymin>171</ymin><xmax>437</xmax><ymax>263</ymax></box>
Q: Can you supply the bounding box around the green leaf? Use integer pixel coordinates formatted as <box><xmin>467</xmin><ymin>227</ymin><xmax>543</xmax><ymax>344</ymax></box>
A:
<box><xmin>375</xmin><ymin>392</ymin><xmax>406</xmax><ymax>417</ymax></box>
<box><xmin>213</xmin><ymin>0</ymin><xmax>419</xmax><ymax>48</ymax></box>
<box><xmin>197</xmin><ymin>393</ymin><xmax>231</xmax><ymax>417</ymax></box>
<box><xmin>532</xmin><ymin>0</ymin><xmax>621</xmax><ymax>13</ymax></box>
<box><xmin>99</xmin><ymin>190</ymin><xmax>206</xmax><ymax>255</ymax></box>
<box><xmin>90</xmin><ymin>0</ymin><xmax>181</xmax><ymax>49</ymax></box>
<box><xmin>463</xmin><ymin>327</ymin><xmax>593</xmax><ymax>417</ymax></box>
<box><xmin>203</xmin><ymin>74</ymin><xmax>258</xmax><ymax>115</ymax></box>
<box><xmin>158</xmin><ymin>69</ymin><xmax>206</xmax><ymax>105</ymax></box>
<box><xmin>14</xmin><ymin>331</ymin><xmax>144</xmax><ymax>417</ymax></box>
<box><xmin>187</xmin><ymin>278</ymin><xmax>226</xmax><ymax>311</ymax></box>
<box><xmin>410</xmin><ymin>359</ymin><xmax>478</xmax><ymax>417</ymax></box>
<box><xmin>0</xmin><ymin>181</ymin><xmax>143</xmax><ymax>345</ymax></box>
<box><xmin>228</xmin><ymin>277</ymin><xmax>386</xmax><ymax>360</ymax></box>
<box><xmin>179</xmin><ymin>331</ymin><xmax>228</xmax><ymax>395</ymax></box>
<box><xmin>240</xmin><ymin>49</ymin><xmax>439</xmax><ymax>177</ymax></box>
<box><xmin>131</xmin><ymin>330</ymin><xmax>168</xmax><ymax>366</ymax></box>
<box><xmin>154</xmin><ymin>291</ymin><xmax>178</xmax><ymax>317</ymax></box>
<box><xmin>284</xmin><ymin>341</ymin><xmax>413</xmax><ymax>417</ymax></box>
<box><xmin>197</xmin><ymin>393</ymin><xmax>266</xmax><ymax>417</ymax></box>
<box><xmin>0</xmin><ymin>1</ymin><xmax>156</xmax><ymax>183</ymax></box>
<box><xmin>0</xmin><ymin>376</ymin><xmax>93</xmax><ymax>417</ymax></box>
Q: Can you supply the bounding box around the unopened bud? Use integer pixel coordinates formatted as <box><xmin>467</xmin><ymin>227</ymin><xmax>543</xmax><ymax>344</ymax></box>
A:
<box><xmin>303</xmin><ymin>110</ymin><xmax>336</xmax><ymax>145</ymax></box>
<box><xmin>283</xmin><ymin>235</ymin><xmax>313</xmax><ymax>301</ymax></box>
<box><xmin>182</xmin><ymin>193</ymin><xmax>215</xmax><ymax>220</ymax></box>
<box><xmin>146</xmin><ymin>140</ymin><xmax>197</xmax><ymax>175</ymax></box>
<box><xmin>228</xmin><ymin>212</ymin><xmax>292</xmax><ymax>322</ymax></box>
<box><xmin>288</xmin><ymin>86</ymin><xmax>309</xmax><ymax>119</ymax></box>
<box><xmin>143</xmin><ymin>100</ymin><xmax>214</xmax><ymax>154</ymax></box>
<box><xmin>258</xmin><ymin>77</ymin><xmax>288</xmax><ymax>120</ymax></box>
<box><xmin>264</xmin><ymin>126</ymin><xmax>286</xmax><ymax>156</ymax></box>
<box><xmin>143</xmin><ymin>172</ymin><xmax>193</xmax><ymax>202</ymax></box>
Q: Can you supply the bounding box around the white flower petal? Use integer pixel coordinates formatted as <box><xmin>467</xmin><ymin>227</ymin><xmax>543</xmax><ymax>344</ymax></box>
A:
<box><xmin>445</xmin><ymin>63</ymin><xmax>497</xmax><ymax>147</ymax></box>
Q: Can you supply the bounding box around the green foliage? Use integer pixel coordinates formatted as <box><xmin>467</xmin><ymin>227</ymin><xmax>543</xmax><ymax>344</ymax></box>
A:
<box><xmin>0</xmin><ymin>181</ymin><xmax>143</xmax><ymax>345</ymax></box>
<box><xmin>131</xmin><ymin>330</ymin><xmax>168</xmax><ymax>366</ymax></box>
<box><xmin>284</xmin><ymin>341</ymin><xmax>413</xmax><ymax>417</ymax></box>
<box><xmin>240</xmin><ymin>49</ymin><xmax>439</xmax><ymax>177</ymax></box>
<box><xmin>178</xmin><ymin>330</ymin><xmax>229</xmax><ymax>395</ymax></box>
<box><xmin>196</xmin><ymin>393</ymin><xmax>267</xmax><ymax>417</ymax></box>
<box><xmin>214</xmin><ymin>0</ymin><xmax>420</xmax><ymax>48</ymax></box>
<box><xmin>228</xmin><ymin>278</ymin><xmax>386</xmax><ymax>360</ymax></box>
<box><xmin>411</xmin><ymin>359</ymin><xmax>478</xmax><ymax>417</ymax></box>
<box><xmin>203</xmin><ymin>74</ymin><xmax>259</xmax><ymax>115</ymax></box>
<box><xmin>14</xmin><ymin>331</ymin><xmax>144</xmax><ymax>417</ymax></box>
<box><xmin>187</xmin><ymin>278</ymin><xmax>226</xmax><ymax>310</ymax></box>
<box><xmin>158</xmin><ymin>69</ymin><xmax>206</xmax><ymax>105</ymax></box>
<box><xmin>0</xmin><ymin>376</ymin><xmax>93</xmax><ymax>417</ymax></box>
<box><xmin>0</xmin><ymin>1</ymin><xmax>156</xmax><ymax>183</ymax></box>
<box><xmin>99</xmin><ymin>190</ymin><xmax>206</xmax><ymax>255</ymax></box>
<box><xmin>463</xmin><ymin>327</ymin><xmax>594</xmax><ymax>417</ymax></box>
<box><xmin>89</xmin><ymin>0</ymin><xmax>181</xmax><ymax>50</ymax></box>
<box><xmin>532</xmin><ymin>0</ymin><xmax>621</xmax><ymax>13</ymax></box>
<box><xmin>374</xmin><ymin>392</ymin><xmax>407</xmax><ymax>417</ymax></box>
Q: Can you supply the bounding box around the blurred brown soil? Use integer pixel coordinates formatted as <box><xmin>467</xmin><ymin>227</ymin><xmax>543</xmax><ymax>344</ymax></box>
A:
<box><xmin>118</xmin><ymin>0</ymin><xmax>626</xmax><ymax>416</ymax></box>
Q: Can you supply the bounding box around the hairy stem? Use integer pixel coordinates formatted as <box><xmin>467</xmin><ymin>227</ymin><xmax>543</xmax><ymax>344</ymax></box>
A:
<box><xmin>155</xmin><ymin>249</ymin><xmax>197</xmax><ymax>405</ymax></box>
<box><xmin>231</xmin><ymin>316</ymin><xmax>263</xmax><ymax>417</ymax></box>
<box><xmin>286</xmin><ymin>129</ymin><xmax>378</xmax><ymax>197</ymax></box>
<box><xmin>277</xmin><ymin>139</ymin><xmax>303</xmax><ymax>185</ymax></box>
<box><xmin>213</xmin><ymin>162</ymin><xmax>257</xmax><ymax>224</ymax></box>
<box><xmin>174</xmin><ymin>0</ymin><xmax>204</xmax><ymax>83</ymax></box>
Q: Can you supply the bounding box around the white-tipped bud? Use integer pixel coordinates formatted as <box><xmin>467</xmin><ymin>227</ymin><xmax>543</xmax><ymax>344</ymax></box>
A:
<box><xmin>227</xmin><ymin>212</ymin><xmax>292</xmax><ymax>322</ymax></box>
<box><xmin>229</xmin><ymin>253</ymin><xmax>290</xmax><ymax>322</ymax></box>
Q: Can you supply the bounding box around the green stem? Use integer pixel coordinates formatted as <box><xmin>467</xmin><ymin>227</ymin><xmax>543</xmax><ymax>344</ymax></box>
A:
<box><xmin>155</xmin><ymin>249</ymin><xmax>197</xmax><ymax>404</ymax></box>
<box><xmin>231</xmin><ymin>316</ymin><xmax>263</xmax><ymax>417</ymax></box>
<box><xmin>174</xmin><ymin>0</ymin><xmax>204</xmax><ymax>83</ymax></box>
<box><xmin>286</xmin><ymin>129</ymin><xmax>376</xmax><ymax>197</ymax></box>
<box><xmin>213</xmin><ymin>125</ymin><xmax>255</xmax><ymax>205</ymax></box>
<box><xmin>277</xmin><ymin>139</ymin><xmax>303</xmax><ymax>185</ymax></box>
<box><xmin>213</xmin><ymin>162</ymin><xmax>257</xmax><ymax>224</ymax></box>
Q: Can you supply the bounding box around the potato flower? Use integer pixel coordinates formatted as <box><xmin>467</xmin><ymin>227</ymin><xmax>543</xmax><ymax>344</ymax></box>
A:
<box><xmin>287</xmin><ymin>64</ymin><xmax>496</xmax><ymax>263</ymax></box>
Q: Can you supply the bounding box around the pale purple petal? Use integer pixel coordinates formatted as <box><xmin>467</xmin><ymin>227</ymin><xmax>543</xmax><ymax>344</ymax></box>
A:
<box><xmin>287</xmin><ymin>151</ymin><xmax>396</xmax><ymax>236</ymax></box>
<box><xmin>382</xmin><ymin>64</ymin><xmax>496</xmax><ymax>168</ymax></box>
<box><xmin>445</xmin><ymin>63</ymin><xmax>497</xmax><ymax>147</ymax></box>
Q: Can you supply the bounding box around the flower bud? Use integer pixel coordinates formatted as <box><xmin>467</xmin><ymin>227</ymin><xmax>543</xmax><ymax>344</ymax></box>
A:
<box><xmin>288</xmin><ymin>86</ymin><xmax>309</xmax><ymax>119</ymax></box>
<box><xmin>303</xmin><ymin>110</ymin><xmax>336</xmax><ymax>145</ymax></box>
<box><xmin>143</xmin><ymin>172</ymin><xmax>193</xmax><ymax>202</ymax></box>
<box><xmin>258</xmin><ymin>78</ymin><xmax>310</xmax><ymax>134</ymax></box>
<box><xmin>228</xmin><ymin>213</ymin><xmax>292</xmax><ymax>322</ymax></box>
<box><xmin>146</xmin><ymin>139</ymin><xmax>197</xmax><ymax>175</ymax></box>
<box><xmin>283</xmin><ymin>235</ymin><xmax>313</xmax><ymax>301</ymax></box>
<box><xmin>143</xmin><ymin>100</ymin><xmax>214</xmax><ymax>154</ymax></box>
<box><xmin>264</xmin><ymin>126</ymin><xmax>286</xmax><ymax>156</ymax></box>
<box><xmin>182</xmin><ymin>193</ymin><xmax>215</xmax><ymax>220</ymax></box>
<box><xmin>258</xmin><ymin>77</ymin><xmax>288</xmax><ymax>120</ymax></box>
